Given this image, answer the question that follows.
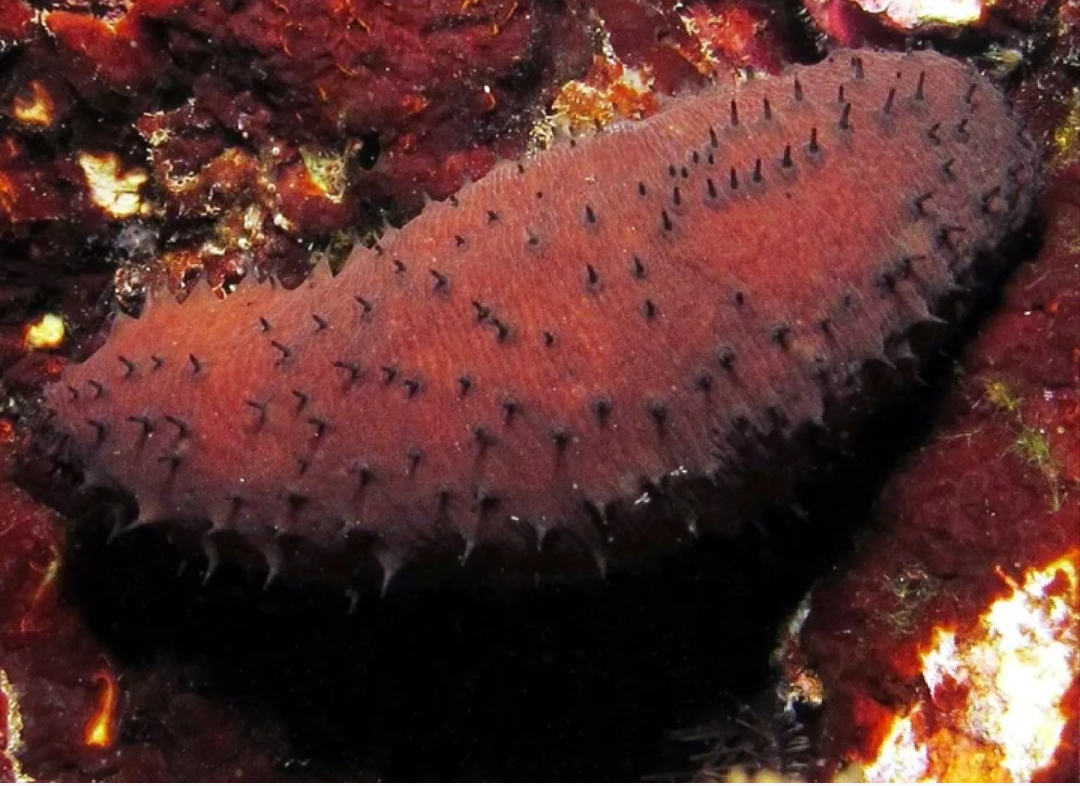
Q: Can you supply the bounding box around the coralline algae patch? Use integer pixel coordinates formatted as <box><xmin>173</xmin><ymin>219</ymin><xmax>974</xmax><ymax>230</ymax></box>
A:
<box><xmin>788</xmin><ymin>160</ymin><xmax>1080</xmax><ymax>782</ymax></box>
<box><xmin>802</xmin><ymin>0</ymin><xmax>1064</xmax><ymax>51</ymax></box>
<box><xmin>801</xmin><ymin>0</ymin><xmax>983</xmax><ymax>48</ymax></box>
<box><xmin>44</xmin><ymin>49</ymin><xmax>1039</xmax><ymax>590</ymax></box>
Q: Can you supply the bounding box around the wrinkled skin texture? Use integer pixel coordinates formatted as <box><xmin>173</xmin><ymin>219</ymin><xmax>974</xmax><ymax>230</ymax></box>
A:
<box><xmin>46</xmin><ymin>51</ymin><xmax>1038</xmax><ymax>589</ymax></box>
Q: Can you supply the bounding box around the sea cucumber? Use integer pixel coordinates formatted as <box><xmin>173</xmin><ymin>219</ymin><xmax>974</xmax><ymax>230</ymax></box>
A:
<box><xmin>43</xmin><ymin>49</ymin><xmax>1039</xmax><ymax>590</ymax></box>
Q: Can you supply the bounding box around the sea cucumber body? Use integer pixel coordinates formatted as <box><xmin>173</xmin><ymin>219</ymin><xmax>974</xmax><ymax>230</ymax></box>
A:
<box><xmin>46</xmin><ymin>50</ymin><xmax>1039</xmax><ymax>588</ymax></box>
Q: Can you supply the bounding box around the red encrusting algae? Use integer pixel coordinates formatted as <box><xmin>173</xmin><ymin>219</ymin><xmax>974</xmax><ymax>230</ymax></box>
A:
<box><xmin>44</xmin><ymin>49</ymin><xmax>1039</xmax><ymax>590</ymax></box>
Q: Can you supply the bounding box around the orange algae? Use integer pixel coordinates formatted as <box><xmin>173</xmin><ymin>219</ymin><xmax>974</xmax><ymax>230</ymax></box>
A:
<box><xmin>83</xmin><ymin>669</ymin><xmax>119</xmax><ymax>749</ymax></box>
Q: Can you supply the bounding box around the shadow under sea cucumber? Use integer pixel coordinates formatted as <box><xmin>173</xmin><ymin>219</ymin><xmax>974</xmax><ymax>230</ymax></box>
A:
<box><xmin>42</xmin><ymin>48</ymin><xmax>1040</xmax><ymax>592</ymax></box>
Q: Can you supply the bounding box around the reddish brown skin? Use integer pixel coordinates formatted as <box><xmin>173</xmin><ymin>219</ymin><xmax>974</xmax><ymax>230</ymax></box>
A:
<box><xmin>45</xmin><ymin>50</ymin><xmax>1039</xmax><ymax>589</ymax></box>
